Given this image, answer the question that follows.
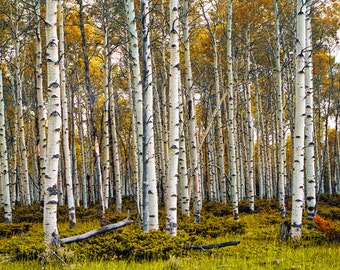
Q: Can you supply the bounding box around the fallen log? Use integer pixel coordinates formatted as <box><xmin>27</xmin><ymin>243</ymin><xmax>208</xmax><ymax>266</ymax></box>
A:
<box><xmin>60</xmin><ymin>217</ymin><xmax>133</xmax><ymax>245</ymax></box>
<box><xmin>186</xmin><ymin>241</ymin><xmax>240</xmax><ymax>250</ymax></box>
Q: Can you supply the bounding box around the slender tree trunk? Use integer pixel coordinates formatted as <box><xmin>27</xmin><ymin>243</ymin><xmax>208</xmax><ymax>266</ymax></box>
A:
<box><xmin>304</xmin><ymin>0</ymin><xmax>316</xmax><ymax>220</ymax></box>
<box><xmin>226</xmin><ymin>0</ymin><xmax>239</xmax><ymax>220</ymax></box>
<box><xmin>0</xmin><ymin>69</ymin><xmax>12</xmax><ymax>223</ymax></box>
<box><xmin>77</xmin><ymin>92</ymin><xmax>88</xmax><ymax>208</ymax></box>
<box><xmin>274</xmin><ymin>0</ymin><xmax>286</xmax><ymax>217</ymax></box>
<box><xmin>166</xmin><ymin>0</ymin><xmax>180</xmax><ymax>236</ymax></box>
<box><xmin>125</xmin><ymin>0</ymin><xmax>144</xmax><ymax>220</ymax></box>
<box><xmin>103</xmin><ymin>23</ymin><xmax>111</xmax><ymax>210</ymax></box>
<box><xmin>245</xmin><ymin>28</ymin><xmax>254</xmax><ymax>212</ymax></box>
<box><xmin>178</xmin><ymin>87</ymin><xmax>189</xmax><ymax>216</ymax></box>
<box><xmin>43</xmin><ymin>0</ymin><xmax>61</xmax><ymax>245</ymax></box>
<box><xmin>182</xmin><ymin>0</ymin><xmax>199</xmax><ymax>217</ymax></box>
<box><xmin>291</xmin><ymin>0</ymin><xmax>306</xmax><ymax>241</ymax></box>
<box><xmin>35</xmin><ymin>1</ymin><xmax>47</xmax><ymax>203</ymax></box>
<box><xmin>141</xmin><ymin>0</ymin><xmax>159</xmax><ymax>231</ymax></box>
<box><xmin>59</xmin><ymin>0</ymin><xmax>76</xmax><ymax>228</ymax></box>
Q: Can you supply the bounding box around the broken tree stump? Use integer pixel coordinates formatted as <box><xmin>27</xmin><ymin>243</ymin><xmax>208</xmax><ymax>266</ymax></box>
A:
<box><xmin>280</xmin><ymin>221</ymin><xmax>291</xmax><ymax>242</ymax></box>
<box><xmin>186</xmin><ymin>241</ymin><xmax>240</xmax><ymax>250</ymax></box>
<box><xmin>60</xmin><ymin>217</ymin><xmax>133</xmax><ymax>245</ymax></box>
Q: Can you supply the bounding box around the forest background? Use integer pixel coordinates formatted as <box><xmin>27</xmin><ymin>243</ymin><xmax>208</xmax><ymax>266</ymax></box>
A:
<box><xmin>0</xmin><ymin>0</ymin><xmax>339</xmax><ymax>251</ymax></box>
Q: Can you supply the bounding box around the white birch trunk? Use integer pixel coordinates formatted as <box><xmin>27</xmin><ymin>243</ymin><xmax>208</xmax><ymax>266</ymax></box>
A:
<box><xmin>226</xmin><ymin>0</ymin><xmax>239</xmax><ymax>220</ymax></box>
<box><xmin>304</xmin><ymin>0</ymin><xmax>316</xmax><ymax>220</ymax></box>
<box><xmin>125</xmin><ymin>0</ymin><xmax>143</xmax><ymax>218</ymax></box>
<box><xmin>166</xmin><ymin>0</ymin><xmax>180</xmax><ymax>236</ymax></box>
<box><xmin>103</xmin><ymin>24</ymin><xmax>111</xmax><ymax>210</ymax></box>
<box><xmin>179</xmin><ymin>87</ymin><xmax>189</xmax><ymax>216</ymax></box>
<box><xmin>141</xmin><ymin>0</ymin><xmax>159</xmax><ymax>231</ymax></box>
<box><xmin>44</xmin><ymin>0</ymin><xmax>61</xmax><ymax>245</ymax></box>
<box><xmin>182</xmin><ymin>0</ymin><xmax>198</xmax><ymax>217</ymax></box>
<box><xmin>0</xmin><ymin>69</ymin><xmax>12</xmax><ymax>223</ymax></box>
<box><xmin>274</xmin><ymin>0</ymin><xmax>286</xmax><ymax>217</ymax></box>
<box><xmin>59</xmin><ymin>0</ymin><xmax>76</xmax><ymax>228</ymax></box>
<box><xmin>35</xmin><ymin>1</ymin><xmax>47</xmax><ymax>203</ymax></box>
<box><xmin>109</xmin><ymin>85</ymin><xmax>123</xmax><ymax>213</ymax></box>
<box><xmin>245</xmin><ymin>28</ymin><xmax>254</xmax><ymax>212</ymax></box>
<box><xmin>78</xmin><ymin>98</ymin><xmax>88</xmax><ymax>208</ymax></box>
<box><xmin>291</xmin><ymin>0</ymin><xmax>306</xmax><ymax>240</ymax></box>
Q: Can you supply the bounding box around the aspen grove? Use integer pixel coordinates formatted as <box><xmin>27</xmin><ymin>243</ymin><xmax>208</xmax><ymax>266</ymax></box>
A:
<box><xmin>0</xmin><ymin>0</ymin><xmax>339</xmax><ymax>245</ymax></box>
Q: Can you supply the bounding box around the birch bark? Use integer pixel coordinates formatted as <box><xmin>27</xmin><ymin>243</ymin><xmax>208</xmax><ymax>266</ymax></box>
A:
<box><xmin>304</xmin><ymin>0</ymin><xmax>316</xmax><ymax>220</ymax></box>
<box><xmin>35</xmin><ymin>0</ymin><xmax>47</xmax><ymax>203</ymax></box>
<box><xmin>44</xmin><ymin>0</ymin><xmax>61</xmax><ymax>245</ymax></box>
<box><xmin>291</xmin><ymin>0</ymin><xmax>306</xmax><ymax>240</ymax></box>
<box><xmin>166</xmin><ymin>0</ymin><xmax>180</xmax><ymax>236</ymax></box>
<box><xmin>125</xmin><ymin>0</ymin><xmax>144</xmax><ymax>218</ymax></box>
<box><xmin>59</xmin><ymin>0</ymin><xmax>76</xmax><ymax>228</ymax></box>
<box><xmin>0</xmin><ymin>69</ymin><xmax>12</xmax><ymax>223</ymax></box>
<box><xmin>226</xmin><ymin>0</ymin><xmax>239</xmax><ymax>220</ymax></box>
<box><xmin>141</xmin><ymin>0</ymin><xmax>159</xmax><ymax>231</ymax></box>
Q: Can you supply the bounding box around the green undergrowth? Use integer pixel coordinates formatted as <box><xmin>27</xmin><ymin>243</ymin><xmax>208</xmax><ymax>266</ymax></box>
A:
<box><xmin>0</xmin><ymin>195</ymin><xmax>340</xmax><ymax>269</ymax></box>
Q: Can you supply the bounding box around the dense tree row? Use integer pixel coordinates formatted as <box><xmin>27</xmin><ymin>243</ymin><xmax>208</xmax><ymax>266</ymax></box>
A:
<box><xmin>0</xmin><ymin>0</ymin><xmax>339</xmax><ymax>244</ymax></box>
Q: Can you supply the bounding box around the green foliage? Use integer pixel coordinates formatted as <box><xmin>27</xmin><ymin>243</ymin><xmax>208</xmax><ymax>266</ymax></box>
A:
<box><xmin>0</xmin><ymin>222</ymin><xmax>31</xmax><ymax>238</ymax></box>
<box><xmin>12</xmin><ymin>204</ymin><xmax>42</xmax><ymax>223</ymax></box>
<box><xmin>1</xmin><ymin>197</ymin><xmax>340</xmax><ymax>268</ymax></box>
<box><xmin>180</xmin><ymin>214</ymin><xmax>246</xmax><ymax>238</ymax></box>
<box><xmin>0</xmin><ymin>234</ymin><xmax>44</xmax><ymax>261</ymax></box>
<box><xmin>67</xmin><ymin>225</ymin><xmax>198</xmax><ymax>261</ymax></box>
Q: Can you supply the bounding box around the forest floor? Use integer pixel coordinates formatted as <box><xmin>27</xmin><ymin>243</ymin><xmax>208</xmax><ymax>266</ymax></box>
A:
<box><xmin>0</xmin><ymin>195</ymin><xmax>340</xmax><ymax>269</ymax></box>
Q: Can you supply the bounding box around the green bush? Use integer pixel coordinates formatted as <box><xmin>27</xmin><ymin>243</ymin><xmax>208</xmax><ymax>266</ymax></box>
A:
<box><xmin>0</xmin><ymin>222</ymin><xmax>31</xmax><ymax>238</ymax></box>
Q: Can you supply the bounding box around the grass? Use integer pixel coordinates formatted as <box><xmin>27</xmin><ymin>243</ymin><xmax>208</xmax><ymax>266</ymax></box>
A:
<box><xmin>1</xmin><ymin>198</ymin><xmax>340</xmax><ymax>269</ymax></box>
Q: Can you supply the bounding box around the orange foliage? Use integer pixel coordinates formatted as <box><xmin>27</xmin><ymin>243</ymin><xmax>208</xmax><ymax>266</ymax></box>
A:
<box><xmin>314</xmin><ymin>215</ymin><xmax>340</xmax><ymax>241</ymax></box>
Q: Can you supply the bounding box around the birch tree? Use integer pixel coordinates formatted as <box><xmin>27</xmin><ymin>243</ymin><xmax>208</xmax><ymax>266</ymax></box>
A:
<box><xmin>166</xmin><ymin>0</ymin><xmax>180</xmax><ymax>236</ymax></box>
<box><xmin>0</xmin><ymin>68</ymin><xmax>12</xmax><ymax>223</ymax></box>
<box><xmin>274</xmin><ymin>0</ymin><xmax>286</xmax><ymax>217</ymax></box>
<box><xmin>181</xmin><ymin>0</ymin><xmax>197</xmax><ymax>217</ymax></box>
<box><xmin>43</xmin><ymin>0</ymin><xmax>61</xmax><ymax>245</ymax></box>
<box><xmin>59</xmin><ymin>0</ymin><xmax>76</xmax><ymax>228</ymax></box>
<box><xmin>226</xmin><ymin>0</ymin><xmax>239</xmax><ymax>220</ymax></box>
<box><xmin>304</xmin><ymin>0</ymin><xmax>316</xmax><ymax>221</ymax></box>
<box><xmin>291</xmin><ymin>0</ymin><xmax>306</xmax><ymax>240</ymax></box>
<box><xmin>34</xmin><ymin>0</ymin><xmax>47</xmax><ymax>202</ymax></box>
<box><xmin>141</xmin><ymin>0</ymin><xmax>159</xmax><ymax>231</ymax></box>
<box><xmin>125</xmin><ymin>0</ymin><xmax>143</xmax><ymax>219</ymax></box>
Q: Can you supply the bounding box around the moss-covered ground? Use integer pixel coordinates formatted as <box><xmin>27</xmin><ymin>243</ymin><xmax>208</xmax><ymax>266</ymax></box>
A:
<box><xmin>1</xmin><ymin>195</ymin><xmax>339</xmax><ymax>269</ymax></box>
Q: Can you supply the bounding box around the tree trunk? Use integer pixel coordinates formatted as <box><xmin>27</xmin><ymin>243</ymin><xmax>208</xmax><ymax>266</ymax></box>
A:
<box><xmin>291</xmin><ymin>0</ymin><xmax>306</xmax><ymax>241</ymax></box>
<box><xmin>35</xmin><ymin>1</ymin><xmax>47</xmax><ymax>203</ymax></box>
<box><xmin>166</xmin><ymin>0</ymin><xmax>180</xmax><ymax>236</ymax></box>
<box><xmin>274</xmin><ymin>0</ymin><xmax>286</xmax><ymax>217</ymax></box>
<box><xmin>125</xmin><ymin>0</ymin><xmax>144</xmax><ymax>220</ymax></box>
<box><xmin>226</xmin><ymin>0</ymin><xmax>239</xmax><ymax>220</ymax></box>
<box><xmin>140</xmin><ymin>0</ymin><xmax>159</xmax><ymax>232</ymax></box>
<box><xmin>44</xmin><ymin>0</ymin><xmax>61</xmax><ymax>245</ymax></box>
<box><xmin>304</xmin><ymin>0</ymin><xmax>316</xmax><ymax>220</ymax></box>
<box><xmin>59</xmin><ymin>0</ymin><xmax>76</xmax><ymax>229</ymax></box>
<box><xmin>0</xmin><ymin>69</ymin><xmax>12</xmax><ymax>223</ymax></box>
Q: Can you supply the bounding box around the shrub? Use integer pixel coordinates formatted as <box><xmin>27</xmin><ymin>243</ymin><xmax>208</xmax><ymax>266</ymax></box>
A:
<box><xmin>314</xmin><ymin>215</ymin><xmax>340</xmax><ymax>241</ymax></box>
<box><xmin>0</xmin><ymin>223</ymin><xmax>31</xmax><ymax>238</ymax></box>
